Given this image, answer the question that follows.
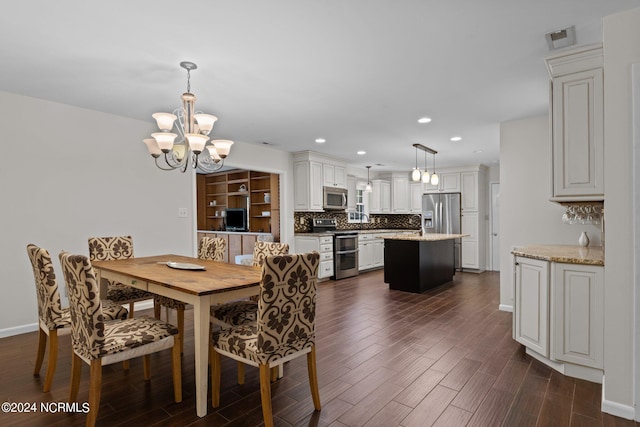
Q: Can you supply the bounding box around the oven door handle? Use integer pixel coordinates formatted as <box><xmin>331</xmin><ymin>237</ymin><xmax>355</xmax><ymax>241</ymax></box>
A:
<box><xmin>335</xmin><ymin>235</ymin><xmax>358</xmax><ymax>239</ymax></box>
<box><xmin>336</xmin><ymin>249</ymin><xmax>359</xmax><ymax>255</ymax></box>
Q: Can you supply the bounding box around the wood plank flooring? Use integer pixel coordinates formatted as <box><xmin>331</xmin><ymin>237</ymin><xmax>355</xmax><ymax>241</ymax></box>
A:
<box><xmin>1</xmin><ymin>270</ymin><xmax>637</xmax><ymax>426</ymax></box>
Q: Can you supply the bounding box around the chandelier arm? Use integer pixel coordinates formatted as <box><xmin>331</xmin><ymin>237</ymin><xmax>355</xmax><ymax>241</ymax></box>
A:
<box><xmin>197</xmin><ymin>155</ymin><xmax>225</xmax><ymax>173</ymax></box>
<box><xmin>153</xmin><ymin>155</ymin><xmax>181</xmax><ymax>171</ymax></box>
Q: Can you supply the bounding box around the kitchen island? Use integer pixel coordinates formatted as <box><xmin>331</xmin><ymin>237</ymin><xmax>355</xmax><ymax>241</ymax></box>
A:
<box><xmin>383</xmin><ymin>233</ymin><xmax>468</xmax><ymax>293</ymax></box>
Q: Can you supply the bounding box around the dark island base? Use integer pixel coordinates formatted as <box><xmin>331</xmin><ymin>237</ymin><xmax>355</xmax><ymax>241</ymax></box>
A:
<box><xmin>383</xmin><ymin>238</ymin><xmax>455</xmax><ymax>293</ymax></box>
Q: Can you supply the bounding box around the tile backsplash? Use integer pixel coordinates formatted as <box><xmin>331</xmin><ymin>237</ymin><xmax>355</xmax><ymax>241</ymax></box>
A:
<box><xmin>294</xmin><ymin>211</ymin><xmax>422</xmax><ymax>233</ymax></box>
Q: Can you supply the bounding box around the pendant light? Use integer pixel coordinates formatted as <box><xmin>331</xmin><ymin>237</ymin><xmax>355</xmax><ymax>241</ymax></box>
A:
<box><xmin>365</xmin><ymin>166</ymin><xmax>373</xmax><ymax>192</ymax></box>
<box><xmin>421</xmin><ymin>149</ymin><xmax>430</xmax><ymax>183</ymax></box>
<box><xmin>411</xmin><ymin>146</ymin><xmax>421</xmax><ymax>181</ymax></box>
<box><xmin>430</xmin><ymin>152</ymin><xmax>439</xmax><ymax>186</ymax></box>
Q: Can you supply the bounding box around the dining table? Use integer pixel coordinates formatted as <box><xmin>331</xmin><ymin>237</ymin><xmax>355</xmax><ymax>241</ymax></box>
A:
<box><xmin>92</xmin><ymin>254</ymin><xmax>262</xmax><ymax>418</ymax></box>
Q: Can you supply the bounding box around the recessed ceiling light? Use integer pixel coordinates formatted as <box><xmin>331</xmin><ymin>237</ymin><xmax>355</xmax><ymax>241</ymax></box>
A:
<box><xmin>473</xmin><ymin>149</ymin><xmax>483</xmax><ymax>154</ymax></box>
<box><xmin>418</xmin><ymin>117</ymin><xmax>432</xmax><ymax>124</ymax></box>
<box><xmin>357</xmin><ymin>151</ymin><xmax>366</xmax><ymax>155</ymax></box>
<box><xmin>450</xmin><ymin>136</ymin><xmax>462</xmax><ymax>142</ymax></box>
<box><xmin>315</xmin><ymin>138</ymin><xmax>326</xmax><ymax>143</ymax></box>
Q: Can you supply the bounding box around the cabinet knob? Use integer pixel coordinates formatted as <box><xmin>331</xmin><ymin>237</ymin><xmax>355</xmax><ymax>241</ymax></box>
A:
<box><xmin>514</xmin><ymin>262</ymin><xmax>519</xmax><ymax>266</ymax></box>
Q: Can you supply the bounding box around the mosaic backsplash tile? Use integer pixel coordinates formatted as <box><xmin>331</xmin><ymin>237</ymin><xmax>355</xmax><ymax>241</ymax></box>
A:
<box><xmin>294</xmin><ymin>211</ymin><xmax>422</xmax><ymax>233</ymax></box>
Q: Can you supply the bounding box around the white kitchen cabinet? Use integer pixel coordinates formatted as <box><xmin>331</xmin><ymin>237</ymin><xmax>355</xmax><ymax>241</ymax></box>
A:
<box><xmin>293</xmin><ymin>161</ymin><xmax>323</xmax><ymax>211</ymax></box>
<box><xmin>347</xmin><ymin>175</ymin><xmax>357</xmax><ymax>211</ymax></box>
<box><xmin>370</xmin><ymin>180</ymin><xmax>391</xmax><ymax>214</ymax></box>
<box><xmin>546</xmin><ymin>44</ymin><xmax>604</xmax><ymax>201</ymax></box>
<box><xmin>461</xmin><ymin>172</ymin><xmax>478</xmax><ymax>211</ymax></box>
<box><xmin>391</xmin><ymin>172</ymin><xmax>409</xmax><ymax>213</ymax></box>
<box><xmin>514</xmin><ymin>256</ymin><xmax>549</xmax><ymax>357</ymax></box>
<box><xmin>553</xmin><ymin>263</ymin><xmax>604</xmax><ymax>369</ymax></box>
<box><xmin>461</xmin><ymin>212</ymin><xmax>479</xmax><ymax>269</ymax></box>
<box><xmin>409</xmin><ymin>182</ymin><xmax>425</xmax><ymax>213</ymax></box>
<box><xmin>372</xmin><ymin>239</ymin><xmax>384</xmax><ymax>267</ymax></box>
<box><xmin>295</xmin><ymin>235</ymin><xmax>334</xmax><ymax>279</ymax></box>
<box><xmin>358</xmin><ymin>233</ymin><xmax>386</xmax><ymax>271</ymax></box>
<box><xmin>424</xmin><ymin>172</ymin><xmax>460</xmax><ymax>193</ymax></box>
<box><xmin>323</xmin><ymin>163</ymin><xmax>347</xmax><ymax>188</ymax></box>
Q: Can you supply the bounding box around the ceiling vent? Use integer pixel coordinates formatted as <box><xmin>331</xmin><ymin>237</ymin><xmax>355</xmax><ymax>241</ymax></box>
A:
<box><xmin>545</xmin><ymin>26</ymin><xmax>576</xmax><ymax>50</ymax></box>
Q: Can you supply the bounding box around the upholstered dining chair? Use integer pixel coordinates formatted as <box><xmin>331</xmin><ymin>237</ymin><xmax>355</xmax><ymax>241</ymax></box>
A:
<box><xmin>198</xmin><ymin>236</ymin><xmax>226</xmax><ymax>261</ymax></box>
<box><xmin>26</xmin><ymin>244</ymin><xmax>129</xmax><ymax>393</ymax></box>
<box><xmin>210</xmin><ymin>252</ymin><xmax>321</xmax><ymax>427</ymax></box>
<box><xmin>59</xmin><ymin>252</ymin><xmax>181</xmax><ymax>427</ymax></box>
<box><xmin>88</xmin><ymin>235</ymin><xmax>187</xmax><ymax>356</ymax></box>
<box><xmin>211</xmin><ymin>241</ymin><xmax>289</xmax><ymax>327</ymax></box>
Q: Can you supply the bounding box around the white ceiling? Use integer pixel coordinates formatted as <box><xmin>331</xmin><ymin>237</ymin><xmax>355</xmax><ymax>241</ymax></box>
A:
<box><xmin>1</xmin><ymin>1</ymin><xmax>637</xmax><ymax>171</ymax></box>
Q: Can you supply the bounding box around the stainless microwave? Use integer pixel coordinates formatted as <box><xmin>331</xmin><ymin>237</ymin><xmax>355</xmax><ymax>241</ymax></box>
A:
<box><xmin>323</xmin><ymin>186</ymin><xmax>348</xmax><ymax>210</ymax></box>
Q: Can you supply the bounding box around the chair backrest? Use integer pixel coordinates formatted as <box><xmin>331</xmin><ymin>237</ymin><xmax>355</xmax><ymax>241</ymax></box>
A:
<box><xmin>26</xmin><ymin>244</ymin><xmax>66</xmax><ymax>330</ymax></box>
<box><xmin>59</xmin><ymin>252</ymin><xmax>105</xmax><ymax>361</ymax></box>
<box><xmin>198</xmin><ymin>236</ymin><xmax>226</xmax><ymax>261</ymax></box>
<box><xmin>256</xmin><ymin>252</ymin><xmax>319</xmax><ymax>362</ymax></box>
<box><xmin>88</xmin><ymin>236</ymin><xmax>134</xmax><ymax>261</ymax></box>
<box><xmin>252</xmin><ymin>241</ymin><xmax>290</xmax><ymax>267</ymax></box>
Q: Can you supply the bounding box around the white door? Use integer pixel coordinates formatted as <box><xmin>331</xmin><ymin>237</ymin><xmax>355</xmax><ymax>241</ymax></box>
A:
<box><xmin>490</xmin><ymin>182</ymin><xmax>500</xmax><ymax>271</ymax></box>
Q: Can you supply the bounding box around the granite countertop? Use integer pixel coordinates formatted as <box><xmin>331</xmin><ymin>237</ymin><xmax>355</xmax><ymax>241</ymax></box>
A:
<box><xmin>294</xmin><ymin>229</ymin><xmax>419</xmax><ymax>237</ymax></box>
<box><xmin>382</xmin><ymin>233</ymin><xmax>468</xmax><ymax>241</ymax></box>
<box><xmin>511</xmin><ymin>245</ymin><xmax>604</xmax><ymax>266</ymax></box>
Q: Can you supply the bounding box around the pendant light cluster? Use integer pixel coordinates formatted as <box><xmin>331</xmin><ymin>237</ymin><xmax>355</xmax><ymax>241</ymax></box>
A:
<box><xmin>411</xmin><ymin>143</ymin><xmax>438</xmax><ymax>185</ymax></box>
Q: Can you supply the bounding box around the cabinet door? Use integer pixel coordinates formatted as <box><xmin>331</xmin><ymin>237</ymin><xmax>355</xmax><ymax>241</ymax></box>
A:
<box><xmin>392</xmin><ymin>176</ymin><xmax>409</xmax><ymax>213</ymax></box>
<box><xmin>358</xmin><ymin>241</ymin><xmax>373</xmax><ymax>270</ymax></box>
<box><xmin>323</xmin><ymin>164</ymin><xmax>335</xmax><ymax>187</ymax></box>
<box><xmin>372</xmin><ymin>240</ymin><xmax>385</xmax><ymax>267</ymax></box>
<box><xmin>551</xmin><ymin>68</ymin><xmax>604</xmax><ymax>198</ymax></box>
<box><xmin>309</xmin><ymin>162</ymin><xmax>324</xmax><ymax>210</ymax></box>
<box><xmin>380</xmin><ymin>181</ymin><xmax>391</xmax><ymax>213</ymax></box>
<box><xmin>409</xmin><ymin>182</ymin><xmax>424</xmax><ymax>213</ymax></box>
<box><xmin>347</xmin><ymin>175</ymin><xmax>357</xmax><ymax>211</ymax></box>
<box><xmin>514</xmin><ymin>257</ymin><xmax>549</xmax><ymax>357</ymax></box>
<box><xmin>333</xmin><ymin>165</ymin><xmax>347</xmax><ymax>188</ymax></box>
<box><xmin>553</xmin><ymin>263</ymin><xmax>603</xmax><ymax>368</ymax></box>
<box><xmin>293</xmin><ymin>162</ymin><xmax>310</xmax><ymax>211</ymax></box>
<box><xmin>461</xmin><ymin>212</ymin><xmax>479</xmax><ymax>269</ymax></box>
<box><xmin>440</xmin><ymin>173</ymin><xmax>461</xmax><ymax>192</ymax></box>
<box><xmin>461</xmin><ymin>172</ymin><xmax>478</xmax><ymax>211</ymax></box>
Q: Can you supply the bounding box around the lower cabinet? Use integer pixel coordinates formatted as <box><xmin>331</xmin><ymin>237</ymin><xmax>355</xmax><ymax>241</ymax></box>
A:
<box><xmin>295</xmin><ymin>235</ymin><xmax>334</xmax><ymax>279</ymax></box>
<box><xmin>197</xmin><ymin>231</ymin><xmax>260</xmax><ymax>263</ymax></box>
<box><xmin>513</xmin><ymin>256</ymin><xmax>604</xmax><ymax>380</ymax></box>
<box><xmin>358</xmin><ymin>233</ymin><xmax>389</xmax><ymax>271</ymax></box>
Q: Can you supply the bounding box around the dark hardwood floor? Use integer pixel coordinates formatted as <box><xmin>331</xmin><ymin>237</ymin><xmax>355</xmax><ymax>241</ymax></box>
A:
<box><xmin>1</xmin><ymin>270</ymin><xmax>637</xmax><ymax>426</ymax></box>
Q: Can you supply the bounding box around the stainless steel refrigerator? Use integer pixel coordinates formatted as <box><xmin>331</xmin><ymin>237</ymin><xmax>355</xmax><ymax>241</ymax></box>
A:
<box><xmin>422</xmin><ymin>192</ymin><xmax>462</xmax><ymax>271</ymax></box>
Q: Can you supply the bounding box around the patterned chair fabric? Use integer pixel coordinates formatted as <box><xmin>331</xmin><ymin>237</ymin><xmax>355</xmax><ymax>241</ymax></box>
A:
<box><xmin>87</xmin><ymin>236</ymin><xmax>153</xmax><ymax>303</ymax></box>
<box><xmin>211</xmin><ymin>242</ymin><xmax>290</xmax><ymax>326</ymax></box>
<box><xmin>213</xmin><ymin>252</ymin><xmax>319</xmax><ymax>364</ymax></box>
<box><xmin>26</xmin><ymin>244</ymin><xmax>128</xmax><ymax>393</ymax></box>
<box><xmin>59</xmin><ymin>252</ymin><xmax>178</xmax><ymax>362</ymax></box>
<box><xmin>198</xmin><ymin>236</ymin><xmax>226</xmax><ymax>261</ymax></box>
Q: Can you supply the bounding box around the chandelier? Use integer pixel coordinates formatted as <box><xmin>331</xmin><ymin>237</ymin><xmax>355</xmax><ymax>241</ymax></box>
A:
<box><xmin>142</xmin><ymin>61</ymin><xmax>233</xmax><ymax>173</ymax></box>
<box><xmin>411</xmin><ymin>143</ymin><xmax>439</xmax><ymax>185</ymax></box>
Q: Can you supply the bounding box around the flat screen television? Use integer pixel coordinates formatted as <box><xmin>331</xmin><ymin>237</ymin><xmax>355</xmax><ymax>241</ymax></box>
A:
<box><xmin>225</xmin><ymin>208</ymin><xmax>247</xmax><ymax>231</ymax></box>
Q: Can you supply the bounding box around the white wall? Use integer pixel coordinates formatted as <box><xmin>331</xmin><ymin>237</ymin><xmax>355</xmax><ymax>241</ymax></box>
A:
<box><xmin>602</xmin><ymin>6</ymin><xmax>640</xmax><ymax>418</ymax></box>
<box><xmin>0</xmin><ymin>90</ymin><xmax>295</xmax><ymax>337</ymax></box>
<box><xmin>499</xmin><ymin>115</ymin><xmax>602</xmax><ymax>309</ymax></box>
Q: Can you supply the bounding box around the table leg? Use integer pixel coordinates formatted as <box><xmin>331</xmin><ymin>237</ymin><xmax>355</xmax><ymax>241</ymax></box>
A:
<box><xmin>193</xmin><ymin>298</ymin><xmax>210</xmax><ymax>417</ymax></box>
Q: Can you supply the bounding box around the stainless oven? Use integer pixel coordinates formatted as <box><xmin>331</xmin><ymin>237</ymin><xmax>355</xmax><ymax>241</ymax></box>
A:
<box><xmin>323</xmin><ymin>186</ymin><xmax>348</xmax><ymax>210</ymax></box>
<box><xmin>334</xmin><ymin>232</ymin><xmax>359</xmax><ymax>280</ymax></box>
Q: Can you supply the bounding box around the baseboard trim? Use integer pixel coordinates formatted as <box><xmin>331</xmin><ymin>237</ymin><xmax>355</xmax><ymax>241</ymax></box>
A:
<box><xmin>601</xmin><ymin>398</ymin><xmax>636</xmax><ymax>420</ymax></box>
<box><xmin>499</xmin><ymin>304</ymin><xmax>513</xmax><ymax>312</ymax></box>
<box><xmin>0</xmin><ymin>322</ymin><xmax>38</xmax><ymax>338</ymax></box>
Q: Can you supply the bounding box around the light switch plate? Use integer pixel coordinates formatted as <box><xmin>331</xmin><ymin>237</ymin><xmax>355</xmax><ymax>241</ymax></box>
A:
<box><xmin>178</xmin><ymin>208</ymin><xmax>188</xmax><ymax>218</ymax></box>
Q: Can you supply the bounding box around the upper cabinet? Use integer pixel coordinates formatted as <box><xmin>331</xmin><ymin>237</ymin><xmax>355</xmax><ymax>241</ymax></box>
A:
<box><xmin>424</xmin><ymin>172</ymin><xmax>461</xmax><ymax>193</ymax></box>
<box><xmin>546</xmin><ymin>44</ymin><xmax>604</xmax><ymax>202</ymax></box>
<box><xmin>370</xmin><ymin>179</ymin><xmax>391</xmax><ymax>214</ymax></box>
<box><xmin>388</xmin><ymin>172</ymin><xmax>409</xmax><ymax>214</ymax></box>
<box><xmin>293</xmin><ymin>151</ymin><xmax>348</xmax><ymax>211</ymax></box>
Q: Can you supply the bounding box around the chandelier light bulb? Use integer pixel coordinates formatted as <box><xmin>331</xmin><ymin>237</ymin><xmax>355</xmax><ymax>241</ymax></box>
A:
<box><xmin>152</xmin><ymin>112</ymin><xmax>177</xmax><ymax>131</ymax></box>
<box><xmin>411</xmin><ymin>168</ymin><xmax>421</xmax><ymax>181</ymax></box>
<box><xmin>186</xmin><ymin>133</ymin><xmax>209</xmax><ymax>154</ymax></box>
<box><xmin>430</xmin><ymin>173</ymin><xmax>439</xmax><ymax>186</ymax></box>
<box><xmin>212</xmin><ymin>140</ymin><xmax>234</xmax><ymax>158</ymax></box>
<box><xmin>152</xmin><ymin>132</ymin><xmax>177</xmax><ymax>152</ymax></box>
<box><xmin>422</xmin><ymin>170</ymin><xmax>430</xmax><ymax>183</ymax></box>
<box><xmin>194</xmin><ymin>114</ymin><xmax>218</xmax><ymax>135</ymax></box>
<box><xmin>143</xmin><ymin>138</ymin><xmax>162</xmax><ymax>157</ymax></box>
<box><xmin>173</xmin><ymin>144</ymin><xmax>187</xmax><ymax>161</ymax></box>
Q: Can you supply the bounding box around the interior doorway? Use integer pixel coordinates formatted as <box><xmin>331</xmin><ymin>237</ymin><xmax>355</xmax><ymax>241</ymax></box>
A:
<box><xmin>490</xmin><ymin>182</ymin><xmax>500</xmax><ymax>271</ymax></box>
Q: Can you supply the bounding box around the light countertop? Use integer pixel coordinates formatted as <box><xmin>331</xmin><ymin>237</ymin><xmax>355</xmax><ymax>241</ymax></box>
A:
<box><xmin>382</xmin><ymin>233</ymin><xmax>468</xmax><ymax>241</ymax></box>
<box><xmin>511</xmin><ymin>245</ymin><xmax>604</xmax><ymax>266</ymax></box>
<box><xmin>294</xmin><ymin>229</ymin><xmax>419</xmax><ymax>237</ymax></box>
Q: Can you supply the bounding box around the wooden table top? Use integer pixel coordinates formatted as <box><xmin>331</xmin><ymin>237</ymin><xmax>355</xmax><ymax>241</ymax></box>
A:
<box><xmin>92</xmin><ymin>254</ymin><xmax>262</xmax><ymax>296</ymax></box>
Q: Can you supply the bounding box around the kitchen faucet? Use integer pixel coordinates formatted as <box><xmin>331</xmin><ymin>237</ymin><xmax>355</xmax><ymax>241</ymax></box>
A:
<box><xmin>359</xmin><ymin>214</ymin><xmax>370</xmax><ymax>229</ymax></box>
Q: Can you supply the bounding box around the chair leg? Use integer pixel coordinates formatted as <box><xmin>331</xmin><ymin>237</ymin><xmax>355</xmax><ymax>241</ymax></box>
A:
<box><xmin>172</xmin><ymin>338</ymin><xmax>182</xmax><ymax>403</ymax></box>
<box><xmin>129</xmin><ymin>302</ymin><xmax>135</xmax><ymax>318</ymax></box>
<box><xmin>210</xmin><ymin>344</ymin><xmax>221</xmax><ymax>407</ymax></box>
<box><xmin>177</xmin><ymin>307</ymin><xmax>185</xmax><ymax>355</ymax></box>
<box><xmin>87</xmin><ymin>359</ymin><xmax>102</xmax><ymax>427</ymax></box>
<box><xmin>43</xmin><ymin>329</ymin><xmax>59</xmax><ymax>392</ymax></box>
<box><xmin>270</xmin><ymin>366</ymin><xmax>278</xmax><ymax>383</ymax></box>
<box><xmin>237</xmin><ymin>361</ymin><xmax>245</xmax><ymax>385</ymax></box>
<box><xmin>34</xmin><ymin>328</ymin><xmax>47</xmax><ymax>376</ymax></box>
<box><xmin>154</xmin><ymin>299</ymin><xmax>161</xmax><ymax>319</ymax></box>
<box><xmin>307</xmin><ymin>345</ymin><xmax>321</xmax><ymax>411</ymax></box>
<box><xmin>143</xmin><ymin>355</ymin><xmax>151</xmax><ymax>380</ymax></box>
<box><xmin>69</xmin><ymin>353</ymin><xmax>82</xmax><ymax>402</ymax></box>
<box><xmin>259</xmin><ymin>364</ymin><xmax>274</xmax><ymax>427</ymax></box>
